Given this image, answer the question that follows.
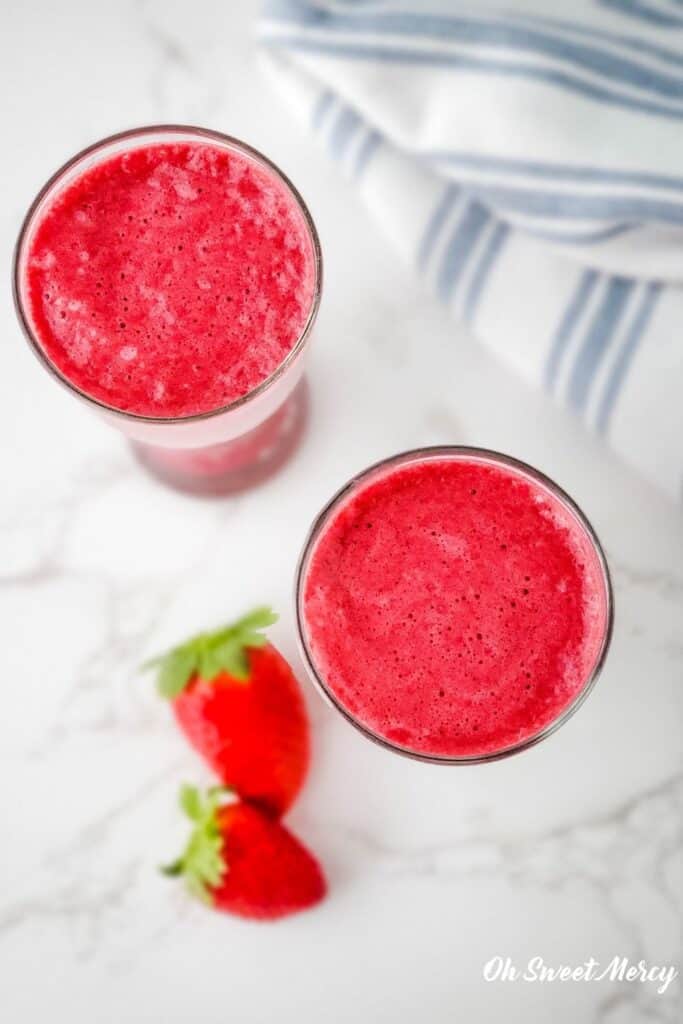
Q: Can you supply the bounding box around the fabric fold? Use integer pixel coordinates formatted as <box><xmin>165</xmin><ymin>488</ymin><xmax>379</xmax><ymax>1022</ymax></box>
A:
<box><xmin>259</xmin><ymin>1</ymin><xmax>683</xmax><ymax>499</ymax></box>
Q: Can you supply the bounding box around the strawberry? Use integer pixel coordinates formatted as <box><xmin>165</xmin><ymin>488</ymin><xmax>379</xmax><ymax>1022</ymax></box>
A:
<box><xmin>145</xmin><ymin>608</ymin><xmax>309</xmax><ymax>816</ymax></box>
<box><xmin>163</xmin><ymin>785</ymin><xmax>326</xmax><ymax>920</ymax></box>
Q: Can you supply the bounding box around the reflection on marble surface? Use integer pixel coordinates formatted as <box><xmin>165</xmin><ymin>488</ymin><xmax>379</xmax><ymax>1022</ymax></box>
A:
<box><xmin>1</xmin><ymin>2</ymin><xmax>680</xmax><ymax>1022</ymax></box>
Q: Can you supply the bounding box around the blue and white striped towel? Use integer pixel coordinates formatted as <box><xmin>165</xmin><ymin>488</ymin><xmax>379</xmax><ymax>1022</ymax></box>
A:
<box><xmin>258</xmin><ymin>0</ymin><xmax>683</xmax><ymax>500</ymax></box>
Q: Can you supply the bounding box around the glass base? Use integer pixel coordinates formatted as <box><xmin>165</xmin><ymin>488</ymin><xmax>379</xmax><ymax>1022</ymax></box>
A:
<box><xmin>131</xmin><ymin>378</ymin><xmax>310</xmax><ymax>496</ymax></box>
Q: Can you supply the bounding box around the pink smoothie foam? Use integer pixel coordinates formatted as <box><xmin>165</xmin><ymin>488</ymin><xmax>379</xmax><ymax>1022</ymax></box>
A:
<box><xmin>301</xmin><ymin>455</ymin><xmax>609</xmax><ymax>758</ymax></box>
<box><xmin>24</xmin><ymin>141</ymin><xmax>316</xmax><ymax>418</ymax></box>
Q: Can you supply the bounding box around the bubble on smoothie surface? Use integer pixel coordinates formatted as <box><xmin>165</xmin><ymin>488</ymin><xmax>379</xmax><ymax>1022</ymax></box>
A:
<box><xmin>302</xmin><ymin>457</ymin><xmax>608</xmax><ymax>758</ymax></box>
<box><xmin>24</xmin><ymin>142</ymin><xmax>316</xmax><ymax>417</ymax></box>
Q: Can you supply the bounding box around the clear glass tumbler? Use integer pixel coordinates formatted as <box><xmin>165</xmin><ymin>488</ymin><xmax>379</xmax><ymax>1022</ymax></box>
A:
<box><xmin>295</xmin><ymin>446</ymin><xmax>614</xmax><ymax>765</ymax></box>
<box><xmin>13</xmin><ymin>125</ymin><xmax>322</xmax><ymax>496</ymax></box>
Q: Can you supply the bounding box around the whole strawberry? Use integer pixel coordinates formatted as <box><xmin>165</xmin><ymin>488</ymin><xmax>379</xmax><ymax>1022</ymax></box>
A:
<box><xmin>164</xmin><ymin>785</ymin><xmax>326</xmax><ymax>920</ymax></box>
<box><xmin>145</xmin><ymin>609</ymin><xmax>309</xmax><ymax>817</ymax></box>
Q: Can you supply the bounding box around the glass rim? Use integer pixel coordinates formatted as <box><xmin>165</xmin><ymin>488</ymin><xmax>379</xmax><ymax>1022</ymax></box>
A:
<box><xmin>294</xmin><ymin>445</ymin><xmax>615</xmax><ymax>766</ymax></box>
<box><xmin>12</xmin><ymin>123</ymin><xmax>323</xmax><ymax>425</ymax></box>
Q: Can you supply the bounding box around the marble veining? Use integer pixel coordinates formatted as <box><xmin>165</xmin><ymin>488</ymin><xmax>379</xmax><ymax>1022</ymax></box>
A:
<box><xmin>1</xmin><ymin>2</ymin><xmax>680</xmax><ymax>1023</ymax></box>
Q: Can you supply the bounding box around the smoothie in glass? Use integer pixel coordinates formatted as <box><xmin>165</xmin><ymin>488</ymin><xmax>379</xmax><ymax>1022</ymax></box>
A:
<box><xmin>25</xmin><ymin>140</ymin><xmax>315</xmax><ymax>417</ymax></box>
<box><xmin>14</xmin><ymin>127</ymin><xmax>321</xmax><ymax>494</ymax></box>
<box><xmin>297</xmin><ymin>448</ymin><xmax>612</xmax><ymax>762</ymax></box>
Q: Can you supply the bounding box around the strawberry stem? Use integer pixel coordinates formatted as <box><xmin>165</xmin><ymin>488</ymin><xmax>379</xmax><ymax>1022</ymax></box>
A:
<box><xmin>142</xmin><ymin>607</ymin><xmax>279</xmax><ymax>699</ymax></box>
<box><xmin>160</xmin><ymin>859</ymin><xmax>184</xmax><ymax>877</ymax></box>
<box><xmin>161</xmin><ymin>785</ymin><xmax>232</xmax><ymax>903</ymax></box>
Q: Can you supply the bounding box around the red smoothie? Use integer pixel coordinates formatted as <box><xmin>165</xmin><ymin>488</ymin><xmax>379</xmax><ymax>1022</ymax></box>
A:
<box><xmin>299</xmin><ymin>452</ymin><xmax>610</xmax><ymax>759</ymax></box>
<box><xmin>24</xmin><ymin>140</ymin><xmax>316</xmax><ymax>418</ymax></box>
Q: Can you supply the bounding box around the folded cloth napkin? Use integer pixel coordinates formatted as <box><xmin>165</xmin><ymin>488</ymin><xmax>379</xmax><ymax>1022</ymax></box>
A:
<box><xmin>258</xmin><ymin>0</ymin><xmax>683</xmax><ymax>500</ymax></box>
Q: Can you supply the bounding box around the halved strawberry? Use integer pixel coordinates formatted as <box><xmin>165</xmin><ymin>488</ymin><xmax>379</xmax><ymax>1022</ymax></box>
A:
<box><xmin>164</xmin><ymin>785</ymin><xmax>326</xmax><ymax>920</ymax></box>
<box><xmin>144</xmin><ymin>608</ymin><xmax>309</xmax><ymax>816</ymax></box>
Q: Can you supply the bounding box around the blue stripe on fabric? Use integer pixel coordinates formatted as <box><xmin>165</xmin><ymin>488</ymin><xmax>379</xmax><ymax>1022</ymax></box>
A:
<box><xmin>263</xmin><ymin>3</ymin><xmax>683</xmax><ymax>101</ymax></box>
<box><xmin>429</xmin><ymin>151</ymin><xmax>683</xmax><ymax>196</ymax></box>
<box><xmin>459</xmin><ymin>182</ymin><xmax>683</xmax><ymax>225</ymax></box>
<box><xmin>527</xmin><ymin>223</ymin><xmax>636</xmax><ymax>244</ymax></box>
<box><xmin>598</xmin><ymin>0</ymin><xmax>683</xmax><ymax>27</ymax></box>
<box><xmin>272</xmin><ymin>38</ymin><xmax>683</xmax><ymax>123</ymax></box>
<box><xmin>354</xmin><ymin>129</ymin><xmax>381</xmax><ymax>178</ymax></box>
<box><xmin>329</xmin><ymin>105</ymin><xmax>362</xmax><ymax>159</ymax></box>
<box><xmin>265</xmin><ymin>0</ymin><xmax>683</xmax><ymax>71</ymax></box>
<box><xmin>311</xmin><ymin>89</ymin><xmax>334</xmax><ymax>132</ymax></box>
<box><xmin>567</xmin><ymin>277</ymin><xmax>634</xmax><ymax>413</ymax></box>
<box><xmin>417</xmin><ymin>183</ymin><xmax>459</xmax><ymax>271</ymax></box>
<box><xmin>437</xmin><ymin>202</ymin><xmax>490</xmax><ymax>302</ymax></box>
<box><xmin>513</xmin><ymin>10</ymin><xmax>683</xmax><ymax>69</ymax></box>
<box><xmin>596</xmin><ymin>282</ymin><xmax>662</xmax><ymax>433</ymax></box>
<box><xmin>545</xmin><ymin>270</ymin><xmax>599</xmax><ymax>390</ymax></box>
<box><xmin>463</xmin><ymin>222</ymin><xmax>509</xmax><ymax>324</ymax></box>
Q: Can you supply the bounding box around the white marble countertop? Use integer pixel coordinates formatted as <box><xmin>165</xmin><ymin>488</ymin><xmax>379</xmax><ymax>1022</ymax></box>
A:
<box><xmin>1</xmin><ymin>3</ymin><xmax>681</xmax><ymax>1022</ymax></box>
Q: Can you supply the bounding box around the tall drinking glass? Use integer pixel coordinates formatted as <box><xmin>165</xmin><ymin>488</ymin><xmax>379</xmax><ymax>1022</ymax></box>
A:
<box><xmin>13</xmin><ymin>125</ymin><xmax>322</xmax><ymax>495</ymax></box>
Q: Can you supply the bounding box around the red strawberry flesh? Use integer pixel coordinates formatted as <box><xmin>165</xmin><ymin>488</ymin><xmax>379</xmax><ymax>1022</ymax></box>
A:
<box><xmin>172</xmin><ymin>644</ymin><xmax>309</xmax><ymax>816</ymax></box>
<box><xmin>212</xmin><ymin>802</ymin><xmax>326</xmax><ymax>920</ymax></box>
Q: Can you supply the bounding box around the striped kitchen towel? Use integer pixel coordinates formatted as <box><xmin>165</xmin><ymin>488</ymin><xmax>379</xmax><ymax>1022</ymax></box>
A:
<box><xmin>258</xmin><ymin>0</ymin><xmax>683</xmax><ymax>500</ymax></box>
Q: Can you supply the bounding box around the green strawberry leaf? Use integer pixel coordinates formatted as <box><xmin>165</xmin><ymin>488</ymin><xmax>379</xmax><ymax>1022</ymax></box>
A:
<box><xmin>197</xmin><ymin>644</ymin><xmax>228</xmax><ymax>682</ymax></box>
<box><xmin>232</xmin><ymin>607</ymin><xmax>279</xmax><ymax>633</ymax></box>
<box><xmin>209</xmin><ymin>637</ymin><xmax>250</xmax><ymax>680</ymax></box>
<box><xmin>162</xmin><ymin>785</ymin><xmax>231</xmax><ymax>904</ymax></box>
<box><xmin>157</xmin><ymin>648</ymin><xmax>199</xmax><ymax>699</ymax></box>
<box><xmin>160</xmin><ymin>859</ymin><xmax>183</xmax><ymax>877</ymax></box>
<box><xmin>179</xmin><ymin>784</ymin><xmax>202</xmax><ymax>822</ymax></box>
<box><xmin>142</xmin><ymin>606</ymin><xmax>279</xmax><ymax>699</ymax></box>
<box><xmin>186</xmin><ymin>872</ymin><xmax>213</xmax><ymax>905</ymax></box>
<box><xmin>237</xmin><ymin>630</ymin><xmax>270</xmax><ymax>650</ymax></box>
